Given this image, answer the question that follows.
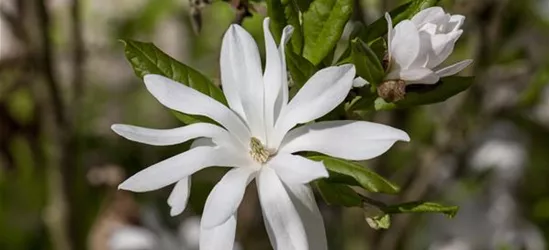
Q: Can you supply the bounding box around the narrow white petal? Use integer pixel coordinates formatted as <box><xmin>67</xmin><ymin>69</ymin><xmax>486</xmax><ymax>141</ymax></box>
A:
<box><xmin>143</xmin><ymin>74</ymin><xmax>250</xmax><ymax>143</ymax></box>
<box><xmin>167</xmin><ymin>177</ymin><xmax>191</xmax><ymax>216</ymax></box>
<box><xmin>352</xmin><ymin>77</ymin><xmax>369</xmax><ymax>88</ymax></box>
<box><xmin>280</xmin><ymin>121</ymin><xmax>410</xmax><ymax>161</ymax></box>
<box><xmin>435</xmin><ymin>59</ymin><xmax>473</xmax><ymax>77</ymax></box>
<box><xmin>221</xmin><ymin>24</ymin><xmax>265</xmax><ymax>139</ymax></box>
<box><xmin>199</xmin><ymin>213</ymin><xmax>237</xmax><ymax>250</ymax></box>
<box><xmin>278</xmin><ymin>25</ymin><xmax>294</xmax><ymax>113</ymax></box>
<box><xmin>385</xmin><ymin>12</ymin><xmax>394</xmax><ymax>61</ymax></box>
<box><xmin>201</xmin><ymin>167</ymin><xmax>255</xmax><ymax>228</ymax></box>
<box><xmin>390</xmin><ymin>20</ymin><xmax>421</xmax><ymax>69</ymax></box>
<box><xmin>411</xmin><ymin>7</ymin><xmax>445</xmax><ymax>27</ymax></box>
<box><xmin>399</xmin><ymin>67</ymin><xmax>439</xmax><ymax>84</ymax></box>
<box><xmin>268</xmin><ymin>154</ymin><xmax>328</xmax><ymax>184</ymax></box>
<box><xmin>118</xmin><ymin>146</ymin><xmax>249</xmax><ymax>192</ymax></box>
<box><xmin>263</xmin><ymin>18</ymin><xmax>284</xmax><ymax>136</ymax></box>
<box><xmin>111</xmin><ymin>123</ymin><xmax>227</xmax><ymax>146</ymax></box>
<box><xmin>258</xmin><ymin>168</ymin><xmax>308</xmax><ymax>250</ymax></box>
<box><xmin>271</xmin><ymin>65</ymin><xmax>355</xmax><ymax>148</ymax></box>
<box><xmin>285</xmin><ymin>183</ymin><xmax>328</xmax><ymax>250</ymax></box>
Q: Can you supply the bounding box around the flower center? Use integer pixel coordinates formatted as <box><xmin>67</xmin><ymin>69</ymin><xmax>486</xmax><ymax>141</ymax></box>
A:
<box><xmin>249</xmin><ymin>137</ymin><xmax>271</xmax><ymax>163</ymax></box>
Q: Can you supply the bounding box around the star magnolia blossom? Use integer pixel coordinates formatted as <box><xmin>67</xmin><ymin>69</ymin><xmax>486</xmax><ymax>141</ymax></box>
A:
<box><xmin>385</xmin><ymin>7</ymin><xmax>473</xmax><ymax>84</ymax></box>
<box><xmin>112</xmin><ymin>18</ymin><xmax>409</xmax><ymax>250</ymax></box>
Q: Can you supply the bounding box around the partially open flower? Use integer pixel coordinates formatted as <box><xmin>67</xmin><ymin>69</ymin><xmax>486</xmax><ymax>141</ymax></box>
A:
<box><xmin>384</xmin><ymin>7</ymin><xmax>473</xmax><ymax>85</ymax></box>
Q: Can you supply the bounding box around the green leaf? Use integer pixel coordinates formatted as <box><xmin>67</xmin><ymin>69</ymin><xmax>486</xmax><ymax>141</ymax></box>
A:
<box><xmin>267</xmin><ymin>0</ymin><xmax>304</xmax><ymax>54</ymax></box>
<box><xmin>396</xmin><ymin>76</ymin><xmax>474</xmax><ymax>107</ymax></box>
<box><xmin>351</xmin><ymin>38</ymin><xmax>384</xmax><ymax>86</ymax></box>
<box><xmin>286</xmin><ymin>49</ymin><xmax>317</xmax><ymax>94</ymax></box>
<box><xmin>310</xmin><ymin>156</ymin><xmax>400</xmax><ymax>194</ymax></box>
<box><xmin>121</xmin><ymin>39</ymin><xmax>226</xmax><ymax>124</ymax></box>
<box><xmin>266</xmin><ymin>0</ymin><xmax>287</xmax><ymax>42</ymax></box>
<box><xmin>315</xmin><ymin>180</ymin><xmax>362</xmax><ymax>207</ymax></box>
<box><xmin>365</xmin><ymin>214</ymin><xmax>391</xmax><ymax>230</ymax></box>
<box><xmin>302</xmin><ymin>0</ymin><xmax>353</xmax><ymax>65</ymax></box>
<box><xmin>361</xmin><ymin>0</ymin><xmax>439</xmax><ymax>43</ymax></box>
<box><xmin>383</xmin><ymin>201</ymin><xmax>459</xmax><ymax>218</ymax></box>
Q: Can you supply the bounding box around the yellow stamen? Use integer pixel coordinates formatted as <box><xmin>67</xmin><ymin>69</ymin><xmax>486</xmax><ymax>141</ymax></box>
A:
<box><xmin>249</xmin><ymin>137</ymin><xmax>270</xmax><ymax>163</ymax></box>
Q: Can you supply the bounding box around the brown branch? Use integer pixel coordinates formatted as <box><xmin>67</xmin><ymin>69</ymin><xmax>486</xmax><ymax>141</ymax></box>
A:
<box><xmin>36</xmin><ymin>0</ymin><xmax>66</xmax><ymax>126</ymax></box>
<box><xmin>71</xmin><ymin>0</ymin><xmax>84</xmax><ymax>105</ymax></box>
<box><xmin>35</xmin><ymin>0</ymin><xmax>73</xmax><ymax>250</ymax></box>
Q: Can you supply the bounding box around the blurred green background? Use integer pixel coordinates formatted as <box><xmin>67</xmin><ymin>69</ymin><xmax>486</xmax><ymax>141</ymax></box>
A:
<box><xmin>1</xmin><ymin>0</ymin><xmax>549</xmax><ymax>249</ymax></box>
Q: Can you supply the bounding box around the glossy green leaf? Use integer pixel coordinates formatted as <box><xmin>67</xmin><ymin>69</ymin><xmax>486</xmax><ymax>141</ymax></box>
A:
<box><xmin>121</xmin><ymin>39</ymin><xmax>226</xmax><ymax>124</ymax></box>
<box><xmin>315</xmin><ymin>180</ymin><xmax>362</xmax><ymax>207</ymax></box>
<box><xmin>310</xmin><ymin>156</ymin><xmax>400</xmax><ymax>194</ymax></box>
<box><xmin>383</xmin><ymin>201</ymin><xmax>459</xmax><ymax>218</ymax></box>
<box><xmin>302</xmin><ymin>0</ymin><xmax>353</xmax><ymax>65</ymax></box>
<box><xmin>361</xmin><ymin>0</ymin><xmax>439</xmax><ymax>43</ymax></box>
<box><xmin>351</xmin><ymin>38</ymin><xmax>384</xmax><ymax>86</ymax></box>
<box><xmin>396</xmin><ymin>76</ymin><xmax>474</xmax><ymax>107</ymax></box>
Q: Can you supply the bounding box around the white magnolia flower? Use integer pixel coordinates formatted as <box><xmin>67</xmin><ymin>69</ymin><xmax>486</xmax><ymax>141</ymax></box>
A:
<box><xmin>112</xmin><ymin>18</ymin><xmax>409</xmax><ymax>250</ymax></box>
<box><xmin>384</xmin><ymin>7</ymin><xmax>473</xmax><ymax>84</ymax></box>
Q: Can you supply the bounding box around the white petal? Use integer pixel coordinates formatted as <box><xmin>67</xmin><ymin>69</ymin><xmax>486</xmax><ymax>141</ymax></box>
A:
<box><xmin>411</xmin><ymin>7</ymin><xmax>446</xmax><ymax>27</ymax></box>
<box><xmin>167</xmin><ymin>177</ymin><xmax>191</xmax><ymax>216</ymax></box>
<box><xmin>435</xmin><ymin>59</ymin><xmax>473</xmax><ymax>77</ymax></box>
<box><xmin>390</xmin><ymin>20</ymin><xmax>421</xmax><ymax>69</ymax></box>
<box><xmin>352</xmin><ymin>77</ymin><xmax>369</xmax><ymax>88</ymax></box>
<box><xmin>284</xmin><ymin>183</ymin><xmax>328</xmax><ymax>250</ymax></box>
<box><xmin>201</xmin><ymin>167</ymin><xmax>255</xmax><ymax>228</ymax></box>
<box><xmin>258</xmin><ymin>167</ymin><xmax>308</xmax><ymax>250</ymax></box>
<box><xmin>409</xmin><ymin>30</ymin><xmax>434</xmax><ymax>69</ymax></box>
<box><xmin>430</xmin><ymin>31</ymin><xmax>462</xmax><ymax>56</ymax></box>
<box><xmin>118</xmin><ymin>146</ymin><xmax>249</xmax><ymax>192</ymax></box>
<box><xmin>263</xmin><ymin>18</ymin><xmax>284</xmax><ymax>136</ymax></box>
<box><xmin>385</xmin><ymin>12</ymin><xmax>394</xmax><ymax>61</ymax></box>
<box><xmin>143</xmin><ymin>74</ymin><xmax>250</xmax><ymax>144</ymax></box>
<box><xmin>268</xmin><ymin>154</ymin><xmax>328</xmax><ymax>184</ymax></box>
<box><xmin>199</xmin><ymin>213</ymin><xmax>237</xmax><ymax>250</ymax></box>
<box><xmin>447</xmin><ymin>15</ymin><xmax>465</xmax><ymax>32</ymax></box>
<box><xmin>399</xmin><ymin>67</ymin><xmax>439</xmax><ymax>84</ymax></box>
<box><xmin>278</xmin><ymin>25</ymin><xmax>294</xmax><ymax>114</ymax></box>
<box><xmin>280</xmin><ymin>121</ymin><xmax>410</xmax><ymax>161</ymax></box>
<box><xmin>271</xmin><ymin>65</ymin><xmax>355</xmax><ymax>148</ymax></box>
<box><xmin>111</xmin><ymin>123</ymin><xmax>227</xmax><ymax>146</ymax></box>
<box><xmin>221</xmin><ymin>24</ymin><xmax>265</xmax><ymax>139</ymax></box>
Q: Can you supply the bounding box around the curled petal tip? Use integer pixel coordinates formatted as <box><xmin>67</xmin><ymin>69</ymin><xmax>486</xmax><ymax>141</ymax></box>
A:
<box><xmin>399</xmin><ymin>131</ymin><xmax>411</xmax><ymax>142</ymax></box>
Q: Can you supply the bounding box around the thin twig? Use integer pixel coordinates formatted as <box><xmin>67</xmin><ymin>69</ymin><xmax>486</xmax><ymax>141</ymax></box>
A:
<box><xmin>71</xmin><ymin>0</ymin><xmax>84</xmax><ymax>105</ymax></box>
<box><xmin>36</xmin><ymin>0</ymin><xmax>66</xmax><ymax>126</ymax></box>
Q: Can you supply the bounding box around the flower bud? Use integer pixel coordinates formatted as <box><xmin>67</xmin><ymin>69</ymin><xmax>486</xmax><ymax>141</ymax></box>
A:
<box><xmin>377</xmin><ymin>79</ymin><xmax>406</xmax><ymax>102</ymax></box>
